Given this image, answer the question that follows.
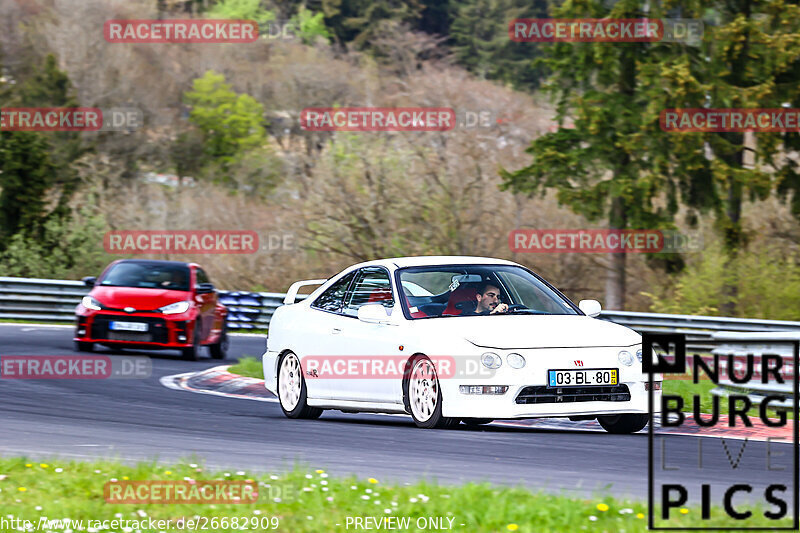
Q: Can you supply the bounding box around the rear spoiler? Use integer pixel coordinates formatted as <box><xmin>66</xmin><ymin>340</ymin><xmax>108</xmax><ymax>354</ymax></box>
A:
<box><xmin>283</xmin><ymin>279</ymin><xmax>327</xmax><ymax>305</ymax></box>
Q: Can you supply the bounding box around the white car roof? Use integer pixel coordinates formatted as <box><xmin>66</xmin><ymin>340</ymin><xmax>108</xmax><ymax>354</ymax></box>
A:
<box><xmin>349</xmin><ymin>256</ymin><xmax>521</xmax><ymax>269</ymax></box>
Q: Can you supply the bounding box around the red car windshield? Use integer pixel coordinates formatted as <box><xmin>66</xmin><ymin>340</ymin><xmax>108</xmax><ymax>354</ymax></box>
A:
<box><xmin>99</xmin><ymin>262</ymin><xmax>191</xmax><ymax>291</ymax></box>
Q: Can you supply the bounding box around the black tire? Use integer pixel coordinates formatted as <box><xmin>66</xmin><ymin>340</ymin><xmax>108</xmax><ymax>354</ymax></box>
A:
<box><xmin>277</xmin><ymin>352</ymin><xmax>322</xmax><ymax>419</ymax></box>
<box><xmin>404</xmin><ymin>355</ymin><xmax>458</xmax><ymax>429</ymax></box>
<box><xmin>74</xmin><ymin>341</ymin><xmax>94</xmax><ymax>352</ymax></box>
<box><xmin>463</xmin><ymin>418</ymin><xmax>493</xmax><ymax>426</ymax></box>
<box><xmin>181</xmin><ymin>322</ymin><xmax>201</xmax><ymax>361</ymax></box>
<box><xmin>597</xmin><ymin>413</ymin><xmax>649</xmax><ymax>434</ymax></box>
<box><xmin>208</xmin><ymin>319</ymin><xmax>229</xmax><ymax>360</ymax></box>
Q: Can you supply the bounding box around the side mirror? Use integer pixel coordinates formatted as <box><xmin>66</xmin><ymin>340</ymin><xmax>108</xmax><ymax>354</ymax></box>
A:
<box><xmin>357</xmin><ymin>303</ymin><xmax>391</xmax><ymax>324</ymax></box>
<box><xmin>82</xmin><ymin>276</ymin><xmax>96</xmax><ymax>287</ymax></box>
<box><xmin>578</xmin><ymin>299</ymin><xmax>602</xmax><ymax>318</ymax></box>
<box><xmin>196</xmin><ymin>282</ymin><xmax>215</xmax><ymax>294</ymax></box>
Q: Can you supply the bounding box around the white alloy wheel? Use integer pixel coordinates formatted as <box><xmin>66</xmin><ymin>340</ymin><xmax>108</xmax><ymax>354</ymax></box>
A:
<box><xmin>278</xmin><ymin>352</ymin><xmax>302</xmax><ymax>411</ymax></box>
<box><xmin>409</xmin><ymin>358</ymin><xmax>439</xmax><ymax>422</ymax></box>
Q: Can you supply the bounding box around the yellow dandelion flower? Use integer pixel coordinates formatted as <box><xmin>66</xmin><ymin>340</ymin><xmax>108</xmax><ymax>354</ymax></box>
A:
<box><xmin>596</xmin><ymin>503</ymin><xmax>609</xmax><ymax>512</ymax></box>
<box><xmin>636</xmin><ymin>513</ymin><xmax>645</xmax><ymax>519</ymax></box>
<box><xmin>25</xmin><ymin>464</ymin><xmax>32</xmax><ymax>468</ymax></box>
<box><xmin>368</xmin><ymin>478</ymin><xmax>379</xmax><ymax>484</ymax></box>
<box><xmin>316</xmin><ymin>469</ymin><xmax>325</xmax><ymax>474</ymax></box>
<box><xmin>164</xmin><ymin>471</ymin><xmax>172</xmax><ymax>475</ymax></box>
<box><xmin>122</xmin><ymin>476</ymin><xmax>129</xmax><ymax>480</ymax></box>
<box><xmin>18</xmin><ymin>487</ymin><xmax>27</xmax><ymax>492</ymax></box>
<box><xmin>680</xmin><ymin>508</ymin><xmax>689</xmax><ymax>515</ymax></box>
<box><xmin>39</xmin><ymin>464</ymin><xmax>48</xmax><ymax>468</ymax></box>
<box><xmin>507</xmin><ymin>525</ymin><xmax>519</xmax><ymax>531</ymax></box>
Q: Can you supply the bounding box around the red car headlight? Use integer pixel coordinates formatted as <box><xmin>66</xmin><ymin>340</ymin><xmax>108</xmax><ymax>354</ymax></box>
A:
<box><xmin>159</xmin><ymin>301</ymin><xmax>191</xmax><ymax>315</ymax></box>
<box><xmin>81</xmin><ymin>296</ymin><xmax>103</xmax><ymax>310</ymax></box>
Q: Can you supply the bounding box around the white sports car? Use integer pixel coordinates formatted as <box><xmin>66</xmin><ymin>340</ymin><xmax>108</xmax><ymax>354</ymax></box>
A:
<box><xmin>262</xmin><ymin>256</ymin><xmax>660</xmax><ymax>432</ymax></box>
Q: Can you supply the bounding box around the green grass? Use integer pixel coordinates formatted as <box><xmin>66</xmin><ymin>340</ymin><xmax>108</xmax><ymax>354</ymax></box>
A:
<box><xmin>662</xmin><ymin>376</ymin><xmax>793</xmax><ymax>419</ymax></box>
<box><xmin>228</xmin><ymin>356</ymin><xmax>263</xmax><ymax>379</ymax></box>
<box><xmin>0</xmin><ymin>318</ymin><xmax>73</xmax><ymax>326</ymax></box>
<box><xmin>0</xmin><ymin>457</ymin><xmax>792</xmax><ymax>532</ymax></box>
<box><xmin>229</xmin><ymin>327</ymin><xmax>269</xmax><ymax>335</ymax></box>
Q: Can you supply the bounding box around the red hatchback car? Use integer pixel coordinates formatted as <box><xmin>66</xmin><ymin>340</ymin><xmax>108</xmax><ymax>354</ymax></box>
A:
<box><xmin>74</xmin><ymin>259</ymin><xmax>229</xmax><ymax>360</ymax></box>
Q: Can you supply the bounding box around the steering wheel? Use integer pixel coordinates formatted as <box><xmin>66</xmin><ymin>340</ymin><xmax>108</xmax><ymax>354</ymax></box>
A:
<box><xmin>506</xmin><ymin>304</ymin><xmax>529</xmax><ymax>312</ymax></box>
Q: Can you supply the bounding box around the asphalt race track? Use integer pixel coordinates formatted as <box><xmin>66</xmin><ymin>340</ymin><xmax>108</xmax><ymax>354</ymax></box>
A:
<box><xmin>0</xmin><ymin>323</ymin><xmax>795</xmax><ymax>505</ymax></box>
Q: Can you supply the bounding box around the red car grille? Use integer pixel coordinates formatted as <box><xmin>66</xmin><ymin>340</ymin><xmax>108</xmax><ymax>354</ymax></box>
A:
<box><xmin>91</xmin><ymin>315</ymin><xmax>169</xmax><ymax>343</ymax></box>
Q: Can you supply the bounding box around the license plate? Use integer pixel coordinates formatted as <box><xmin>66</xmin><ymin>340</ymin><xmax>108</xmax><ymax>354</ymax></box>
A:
<box><xmin>110</xmin><ymin>321</ymin><xmax>148</xmax><ymax>332</ymax></box>
<box><xmin>548</xmin><ymin>368</ymin><xmax>617</xmax><ymax>387</ymax></box>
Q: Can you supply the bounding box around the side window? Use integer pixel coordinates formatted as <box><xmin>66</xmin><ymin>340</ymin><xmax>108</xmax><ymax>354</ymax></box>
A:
<box><xmin>311</xmin><ymin>272</ymin><xmax>355</xmax><ymax>313</ymax></box>
<box><xmin>196</xmin><ymin>268</ymin><xmax>210</xmax><ymax>284</ymax></box>
<box><xmin>342</xmin><ymin>268</ymin><xmax>394</xmax><ymax>317</ymax></box>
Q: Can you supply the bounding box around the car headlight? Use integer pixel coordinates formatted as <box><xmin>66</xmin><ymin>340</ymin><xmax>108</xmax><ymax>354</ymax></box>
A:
<box><xmin>481</xmin><ymin>352</ymin><xmax>502</xmax><ymax>369</ymax></box>
<box><xmin>636</xmin><ymin>345</ymin><xmax>664</xmax><ymax>365</ymax></box>
<box><xmin>507</xmin><ymin>353</ymin><xmax>526</xmax><ymax>369</ymax></box>
<box><xmin>618</xmin><ymin>350</ymin><xmax>634</xmax><ymax>366</ymax></box>
<box><xmin>81</xmin><ymin>296</ymin><xmax>102</xmax><ymax>310</ymax></box>
<box><xmin>159</xmin><ymin>301</ymin><xmax>191</xmax><ymax>315</ymax></box>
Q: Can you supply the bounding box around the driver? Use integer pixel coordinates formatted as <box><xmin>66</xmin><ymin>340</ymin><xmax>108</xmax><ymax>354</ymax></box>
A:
<box><xmin>161</xmin><ymin>270</ymin><xmax>186</xmax><ymax>289</ymax></box>
<box><xmin>465</xmin><ymin>281</ymin><xmax>508</xmax><ymax>315</ymax></box>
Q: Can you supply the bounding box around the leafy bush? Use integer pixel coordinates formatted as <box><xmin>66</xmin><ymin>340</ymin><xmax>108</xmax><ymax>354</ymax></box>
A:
<box><xmin>645</xmin><ymin>240</ymin><xmax>800</xmax><ymax>320</ymax></box>
<box><xmin>207</xmin><ymin>0</ymin><xmax>275</xmax><ymax>25</ymax></box>
<box><xmin>289</xmin><ymin>6</ymin><xmax>331</xmax><ymax>45</ymax></box>
<box><xmin>0</xmin><ymin>207</ymin><xmax>115</xmax><ymax>280</ymax></box>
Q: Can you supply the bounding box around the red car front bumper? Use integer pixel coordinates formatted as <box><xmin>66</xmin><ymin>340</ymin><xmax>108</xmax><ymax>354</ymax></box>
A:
<box><xmin>74</xmin><ymin>310</ymin><xmax>197</xmax><ymax>348</ymax></box>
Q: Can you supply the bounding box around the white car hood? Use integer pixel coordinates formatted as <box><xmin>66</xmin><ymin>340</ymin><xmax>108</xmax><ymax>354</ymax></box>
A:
<box><xmin>424</xmin><ymin>314</ymin><xmax>640</xmax><ymax>349</ymax></box>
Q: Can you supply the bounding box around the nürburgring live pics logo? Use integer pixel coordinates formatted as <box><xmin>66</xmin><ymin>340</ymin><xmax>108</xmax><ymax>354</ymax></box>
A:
<box><xmin>644</xmin><ymin>333</ymin><xmax>799</xmax><ymax>530</ymax></box>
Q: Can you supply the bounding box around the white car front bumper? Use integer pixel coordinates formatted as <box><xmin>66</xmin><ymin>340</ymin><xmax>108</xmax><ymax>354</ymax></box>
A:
<box><xmin>440</xmin><ymin>379</ymin><xmax>659</xmax><ymax>419</ymax></box>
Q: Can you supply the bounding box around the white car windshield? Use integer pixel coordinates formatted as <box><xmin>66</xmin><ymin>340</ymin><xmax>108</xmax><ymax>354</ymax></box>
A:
<box><xmin>398</xmin><ymin>265</ymin><xmax>579</xmax><ymax>319</ymax></box>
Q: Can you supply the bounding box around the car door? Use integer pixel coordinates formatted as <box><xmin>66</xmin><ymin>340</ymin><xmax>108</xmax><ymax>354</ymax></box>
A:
<box><xmin>194</xmin><ymin>267</ymin><xmax>216</xmax><ymax>341</ymax></box>
<box><xmin>301</xmin><ymin>271</ymin><xmax>357</xmax><ymax>399</ymax></box>
<box><xmin>326</xmin><ymin>267</ymin><xmax>405</xmax><ymax>404</ymax></box>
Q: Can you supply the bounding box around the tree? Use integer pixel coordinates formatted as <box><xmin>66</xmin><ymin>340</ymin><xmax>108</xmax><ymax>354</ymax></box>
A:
<box><xmin>184</xmin><ymin>70</ymin><xmax>267</xmax><ymax>166</ymax></box>
<box><xmin>0</xmin><ymin>52</ymin><xmax>62</xmax><ymax>245</ymax></box>
<box><xmin>501</xmin><ymin>0</ymin><xmax>680</xmax><ymax>310</ymax></box>
<box><xmin>16</xmin><ymin>54</ymin><xmax>89</xmax><ymax>218</ymax></box>
<box><xmin>449</xmin><ymin>0</ymin><xmax>547</xmax><ymax>90</ymax></box>
<box><xmin>320</xmin><ymin>0</ymin><xmax>422</xmax><ymax>48</ymax></box>
<box><xmin>0</xmin><ymin>131</ymin><xmax>57</xmax><ymax>245</ymax></box>
<box><xmin>648</xmin><ymin>0</ymin><xmax>800</xmax><ymax>314</ymax></box>
<box><xmin>290</xmin><ymin>5</ymin><xmax>332</xmax><ymax>45</ymax></box>
<box><xmin>206</xmin><ymin>0</ymin><xmax>275</xmax><ymax>25</ymax></box>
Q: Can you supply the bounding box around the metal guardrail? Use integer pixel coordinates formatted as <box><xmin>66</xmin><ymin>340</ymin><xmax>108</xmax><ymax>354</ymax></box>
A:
<box><xmin>2</xmin><ymin>276</ymin><xmax>800</xmax><ymax>337</ymax></box>
<box><xmin>706</xmin><ymin>332</ymin><xmax>798</xmax><ymax>411</ymax></box>
<box><xmin>2</xmin><ymin>276</ymin><xmax>797</xmax><ymax>404</ymax></box>
<box><xmin>597</xmin><ymin>310</ymin><xmax>800</xmax><ymax>346</ymax></box>
<box><xmin>0</xmin><ymin>277</ymin><xmax>302</xmax><ymax>330</ymax></box>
